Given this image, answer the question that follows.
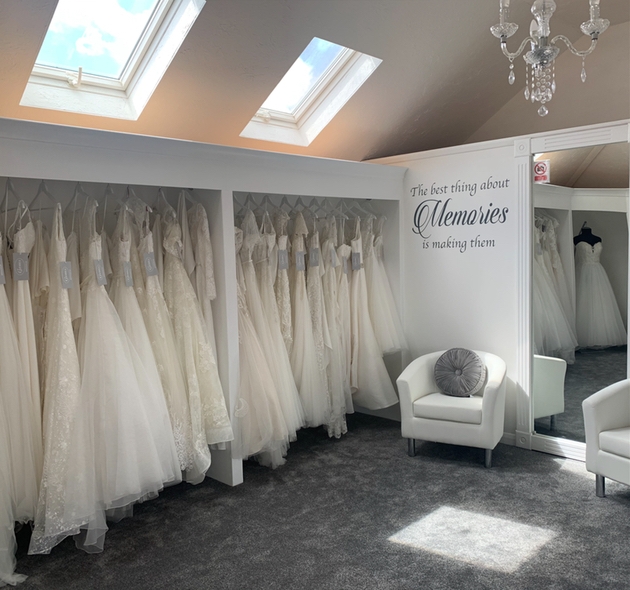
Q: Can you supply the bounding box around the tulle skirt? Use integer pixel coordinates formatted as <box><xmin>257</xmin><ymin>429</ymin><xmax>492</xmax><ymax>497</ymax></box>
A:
<box><xmin>576</xmin><ymin>261</ymin><xmax>627</xmax><ymax>348</ymax></box>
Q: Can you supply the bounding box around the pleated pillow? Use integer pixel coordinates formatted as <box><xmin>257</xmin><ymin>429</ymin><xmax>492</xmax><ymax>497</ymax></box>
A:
<box><xmin>434</xmin><ymin>348</ymin><xmax>486</xmax><ymax>397</ymax></box>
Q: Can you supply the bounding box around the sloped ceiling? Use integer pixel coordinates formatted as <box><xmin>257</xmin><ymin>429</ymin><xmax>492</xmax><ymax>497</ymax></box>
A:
<box><xmin>0</xmin><ymin>0</ymin><xmax>628</xmax><ymax>162</ymax></box>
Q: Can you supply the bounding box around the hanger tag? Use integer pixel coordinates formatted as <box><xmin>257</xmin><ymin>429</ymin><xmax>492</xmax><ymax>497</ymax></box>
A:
<box><xmin>13</xmin><ymin>253</ymin><xmax>29</xmax><ymax>281</ymax></box>
<box><xmin>144</xmin><ymin>252</ymin><xmax>159</xmax><ymax>277</ymax></box>
<box><xmin>351</xmin><ymin>251</ymin><xmax>361</xmax><ymax>271</ymax></box>
<box><xmin>331</xmin><ymin>248</ymin><xmax>339</xmax><ymax>268</ymax></box>
<box><xmin>0</xmin><ymin>256</ymin><xmax>5</xmax><ymax>285</ymax></box>
<box><xmin>295</xmin><ymin>251</ymin><xmax>306</xmax><ymax>272</ymax></box>
<box><xmin>94</xmin><ymin>259</ymin><xmax>107</xmax><ymax>286</ymax></box>
<box><xmin>278</xmin><ymin>249</ymin><xmax>289</xmax><ymax>270</ymax></box>
<box><xmin>60</xmin><ymin>261</ymin><xmax>73</xmax><ymax>289</ymax></box>
<box><xmin>309</xmin><ymin>247</ymin><xmax>320</xmax><ymax>268</ymax></box>
<box><xmin>123</xmin><ymin>261</ymin><xmax>134</xmax><ymax>287</ymax></box>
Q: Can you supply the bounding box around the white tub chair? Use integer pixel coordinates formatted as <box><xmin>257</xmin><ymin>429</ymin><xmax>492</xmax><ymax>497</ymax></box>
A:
<box><xmin>397</xmin><ymin>350</ymin><xmax>507</xmax><ymax>468</ymax></box>
<box><xmin>533</xmin><ymin>354</ymin><xmax>566</xmax><ymax>431</ymax></box>
<box><xmin>582</xmin><ymin>379</ymin><xmax>630</xmax><ymax>497</ymax></box>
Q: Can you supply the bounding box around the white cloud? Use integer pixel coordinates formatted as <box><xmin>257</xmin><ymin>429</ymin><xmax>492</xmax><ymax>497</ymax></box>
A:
<box><xmin>48</xmin><ymin>0</ymin><xmax>156</xmax><ymax>69</ymax></box>
<box><xmin>262</xmin><ymin>58</ymin><xmax>315</xmax><ymax>113</ymax></box>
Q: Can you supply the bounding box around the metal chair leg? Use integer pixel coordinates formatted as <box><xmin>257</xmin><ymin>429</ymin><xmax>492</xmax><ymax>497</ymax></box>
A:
<box><xmin>407</xmin><ymin>438</ymin><xmax>416</xmax><ymax>457</ymax></box>
<box><xmin>484</xmin><ymin>449</ymin><xmax>492</xmax><ymax>468</ymax></box>
<box><xmin>596</xmin><ymin>475</ymin><xmax>606</xmax><ymax>497</ymax></box>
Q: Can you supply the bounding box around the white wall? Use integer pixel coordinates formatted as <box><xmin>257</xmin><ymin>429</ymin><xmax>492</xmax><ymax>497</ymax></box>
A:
<box><xmin>383</xmin><ymin>143</ymin><xmax>519</xmax><ymax>435</ymax></box>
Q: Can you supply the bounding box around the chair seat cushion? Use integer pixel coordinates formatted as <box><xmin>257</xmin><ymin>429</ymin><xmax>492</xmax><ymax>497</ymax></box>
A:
<box><xmin>413</xmin><ymin>393</ymin><xmax>483</xmax><ymax>424</ymax></box>
<box><xmin>599</xmin><ymin>427</ymin><xmax>630</xmax><ymax>459</ymax></box>
<box><xmin>434</xmin><ymin>348</ymin><xmax>486</xmax><ymax>397</ymax></box>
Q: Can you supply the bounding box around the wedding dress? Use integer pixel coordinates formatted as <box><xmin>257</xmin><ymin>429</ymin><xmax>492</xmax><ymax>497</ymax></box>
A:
<box><xmin>0</xmin><ymin>400</ymin><xmax>26</xmax><ymax>587</ymax></box>
<box><xmin>289</xmin><ymin>212</ymin><xmax>329</xmax><ymax>427</ymax></box>
<box><xmin>30</xmin><ymin>219</ymin><xmax>49</xmax><ymax>393</ymax></box>
<box><xmin>126</xmin><ymin>195</ymin><xmax>212</xmax><ymax>485</ymax></box>
<box><xmin>10</xmin><ymin>204</ymin><xmax>44</xmax><ymax>495</ymax></box>
<box><xmin>321</xmin><ymin>217</ymin><xmax>349</xmax><ymax>437</ymax></box>
<box><xmin>159</xmin><ymin>196</ymin><xmax>234</xmax><ymax>446</ymax></box>
<box><xmin>76</xmin><ymin>198</ymin><xmax>171</xmax><ymax>551</ymax></box>
<box><xmin>274</xmin><ymin>210</ymin><xmax>293</xmax><ymax>354</ymax></box>
<box><xmin>349</xmin><ymin>217</ymin><xmax>398</xmax><ymax>410</ymax></box>
<box><xmin>253</xmin><ymin>210</ymin><xmax>305</xmax><ymax>439</ymax></box>
<box><xmin>575</xmin><ymin>241</ymin><xmax>626</xmax><ymax>348</ymax></box>
<box><xmin>188</xmin><ymin>202</ymin><xmax>218</xmax><ymax>357</ymax></box>
<box><xmin>108</xmin><ymin>207</ymin><xmax>181</xmax><ymax>488</ymax></box>
<box><xmin>366</xmin><ymin>216</ymin><xmax>408</xmax><ymax>354</ymax></box>
<box><xmin>336</xmin><ymin>221</ymin><xmax>353</xmax><ymax>401</ymax></box>
<box><xmin>29</xmin><ymin>205</ymin><xmax>100</xmax><ymax>555</ymax></box>
<box><xmin>65</xmin><ymin>229</ymin><xmax>82</xmax><ymax>341</ymax></box>
<box><xmin>0</xmin><ymin>231</ymin><xmax>39</xmax><ymax>525</ymax></box>
<box><xmin>235</xmin><ymin>227</ymin><xmax>288</xmax><ymax>468</ymax></box>
<box><xmin>532</xmin><ymin>226</ymin><xmax>577</xmax><ymax>361</ymax></box>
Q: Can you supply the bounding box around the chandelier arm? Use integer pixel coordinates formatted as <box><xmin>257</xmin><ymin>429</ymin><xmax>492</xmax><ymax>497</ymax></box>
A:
<box><xmin>551</xmin><ymin>35</ymin><xmax>598</xmax><ymax>58</ymax></box>
<box><xmin>500</xmin><ymin>37</ymin><xmax>533</xmax><ymax>61</ymax></box>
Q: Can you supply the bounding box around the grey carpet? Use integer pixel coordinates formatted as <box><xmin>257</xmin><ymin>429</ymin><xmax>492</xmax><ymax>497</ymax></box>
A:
<box><xmin>14</xmin><ymin>413</ymin><xmax>630</xmax><ymax>590</ymax></box>
<box><xmin>535</xmin><ymin>346</ymin><xmax>627</xmax><ymax>442</ymax></box>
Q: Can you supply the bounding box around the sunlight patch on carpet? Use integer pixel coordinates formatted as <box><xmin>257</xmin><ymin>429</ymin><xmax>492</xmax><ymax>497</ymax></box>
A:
<box><xmin>388</xmin><ymin>506</ymin><xmax>557</xmax><ymax>572</ymax></box>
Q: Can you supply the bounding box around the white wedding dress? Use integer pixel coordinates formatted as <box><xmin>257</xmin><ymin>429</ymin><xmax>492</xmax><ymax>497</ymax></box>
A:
<box><xmin>30</xmin><ymin>218</ymin><xmax>49</xmax><ymax>394</ymax></box>
<box><xmin>0</xmin><ymin>231</ymin><xmax>39</xmax><ymax>526</ymax></box>
<box><xmin>321</xmin><ymin>217</ymin><xmax>349</xmax><ymax>437</ymax></box>
<box><xmin>10</xmin><ymin>206</ymin><xmax>44</xmax><ymax>514</ymax></box>
<box><xmin>575</xmin><ymin>241</ymin><xmax>626</xmax><ymax>348</ymax></box>
<box><xmin>125</xmin><ymin>196</ymin><xmax>212</xmax><ymax>485</ymax></box>
<box><xmin>76</xmin><ymin>198</ymin><xmax>172</xmax><ymax>552</ymax></box>
<box><xmin>253</xmin><ymin>210</ymin><xmax>305</xmax><ymax>440</ymax></box>
<box><xmin>109</xmin><ymin>207</ymin><xmax>181</xmax><ymax>488</ymax></box>
<box><xmin>349</xmin><ymin>218</ymin><xmax>398</xmax><ymax>410</ymax></box>
<box><xmin>0</xmin><ymin>397</ymin><xmax>26</xmax><ymax>587</ymax></box>
<box><xmin>289</xmin><ymin>212</ymin><xmax>329</xmax><ymax>427</ymax></box>
<box><xmin>235</xmin><ymin>227</ymin><xmax>289</xmax><ymax>467</ymax></box>
<box><xmin>274</xmin><ymin>210</ymin><xmax>293</xmax><ymax>354</ymax></box>
<box><xmin>366</xmin><ymin>216</ymin><xmax>408</xmax><ymax>354</ymax></box>
<box><xmin>188</xmin><ymin>202</ymin><xmax>218</xmax><ymax>357</ymax></box>
<box><xmin>336</xmin><ymin>223</ymin><xmax>353</xmax><ymax>401</ymax></box>
<box><xmin>29</xmin><ymin>205</ymin><xmax>100</xmax><ymax>555</ymax></box>
<box><xmin>159</xmin><ymin>196</ymin><xmax>234</xmax><ymax>446</ymax></box>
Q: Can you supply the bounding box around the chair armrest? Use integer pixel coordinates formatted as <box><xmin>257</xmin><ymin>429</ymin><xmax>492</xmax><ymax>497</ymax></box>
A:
<box><xmin>583</xmin><ymin>380</ymin><xmax>630</xmax><ymax>458</ymax></box>
<box><xmin>480</xmin><ymin>354</ymin><xmax>507</xmax><ymax>417</ymax></box>
<box><xmin>397</xmin><ymin>351</ymin><xmax>443</xmax><ymax>405</ymax></box>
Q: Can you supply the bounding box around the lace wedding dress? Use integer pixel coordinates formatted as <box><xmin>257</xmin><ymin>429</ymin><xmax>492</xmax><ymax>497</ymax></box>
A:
<box><xmin>289</xmin><ymin>212</ymin><xmax>329</xmax><ymax>427</ymax></box>
<box><xmin>124</xmin><ymin>196</ymin><xmax>212</xmax><ymax>484</ymax></box>
<box><xmin>349</xmin><ymin>217</ymin><xmax>398</xmax><ymax>410</ymax></box>
<box><xmin>29</xmin><ymin>205</ymin><xmax>100</xmax><ymax>555</ymax></box>
<box><xmin>575</xmin><ymin>241</ymin><xmax>626</xmax><ymax>348</ymax></box>
<box><xmin>159</xmin><ymin>196</ymin><xmax>233</xmax><ymax>446</ymax></box>
<box><xmin>274</xmin><ymin>210</ymin><xmax>293</xmax><ymax>354</ymax></box>
<box><xmin>188</xmin><ymin>202</ymin><xmax>218</xmax><ymax>357</ymax></box>
<box><xmin>321</xmin><ymin>217</ymin><xmax>349</xmax><ymax>437</ymax></box>
<box><xmin>0</xmin><ymin>231</ymin><xmax>39</xmax><ymax>525</ymax></box>
<box><xmin>235</xmin><ymin>227</ymin><xmax>289</xmax><ymax>468</ymax></box>
<box><xmin>109</xmin><ymin>207</ymin><xmax>181</xmax><ymax>488</ymax></box>
<box><xmin>336</xmin><ymin>222</ymin><xmax>354</xmax><ymax>401</ymax></box>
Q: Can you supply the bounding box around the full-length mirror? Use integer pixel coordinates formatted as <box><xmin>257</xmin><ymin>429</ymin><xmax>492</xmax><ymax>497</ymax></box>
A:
<box><xmin>532</xmin><ymin>142</ymin><xmax>630</xmax><ymax>443</ymax></box>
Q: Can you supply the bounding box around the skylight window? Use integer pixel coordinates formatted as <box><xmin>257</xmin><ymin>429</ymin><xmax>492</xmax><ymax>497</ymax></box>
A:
<box><xmin>241</xmin><ymin>37</ymin><xmax>382</xmax><ymax>147</ymax></box>
<box><xmin>20</xmin><ymin>0</ymin><xmax>205</xmax><ymax>120</ymax></box>
<box><xmin>35</xmin><ymin>0</ymin><xmax>162</xmax><ymax>80</ymax></box>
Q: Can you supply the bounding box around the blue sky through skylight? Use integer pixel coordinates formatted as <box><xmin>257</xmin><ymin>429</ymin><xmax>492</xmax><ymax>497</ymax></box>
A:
<box><xmin>35</xmin><ymin>0</ymin><xmax>161</xmax><ymax>79</ymax></box>
<box><xmin>262</xmin><ymin>38</ymin><xmax>346</xmax><ymax>114</ymax></box>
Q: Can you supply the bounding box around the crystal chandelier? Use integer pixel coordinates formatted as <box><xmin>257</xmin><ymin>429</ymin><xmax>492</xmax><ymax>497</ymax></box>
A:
<box><xmin>491</xmin><ymin>0</ymin><xmax>609</xmax><ymax>116</ymax></box>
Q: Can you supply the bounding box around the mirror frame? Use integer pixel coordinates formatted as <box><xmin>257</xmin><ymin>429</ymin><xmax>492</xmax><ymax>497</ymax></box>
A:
<box><xmin>514</xmin><ymin>119</ymin><xmax>630</xmax><ymax>461</ymax></box>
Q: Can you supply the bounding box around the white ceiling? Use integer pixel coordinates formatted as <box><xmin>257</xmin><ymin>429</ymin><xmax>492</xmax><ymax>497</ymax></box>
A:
<box><xmin>0</xmin><ymin>0</ymin><xmax>628</xmax><ymax>162</ymax></box>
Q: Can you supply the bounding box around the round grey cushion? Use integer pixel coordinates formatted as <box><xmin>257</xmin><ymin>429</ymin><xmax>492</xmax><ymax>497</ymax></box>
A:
<box><xmin>434</xmin><ymin>349</ymin><xmax>487</xmax><ymax>397</ymax></box>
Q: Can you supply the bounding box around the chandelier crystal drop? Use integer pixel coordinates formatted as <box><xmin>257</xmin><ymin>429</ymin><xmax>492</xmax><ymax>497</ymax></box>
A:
<box><xmin>491</xmin><ymin>0</ymin><xmax>609</xmax><ymax>116</ymax></box>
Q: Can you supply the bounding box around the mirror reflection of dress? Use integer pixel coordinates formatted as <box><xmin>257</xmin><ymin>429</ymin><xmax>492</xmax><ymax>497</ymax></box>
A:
<box><xmin>574</xmin><ymin>228</ymin><xmax>626</xmax><ymax>348</ymax></box>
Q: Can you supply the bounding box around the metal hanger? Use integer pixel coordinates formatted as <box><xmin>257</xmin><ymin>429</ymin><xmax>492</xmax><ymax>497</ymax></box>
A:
<box><xmin>29</xmin><ymin>180</ymin><xmax>58</xmax><ymax>215</ymax></box>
